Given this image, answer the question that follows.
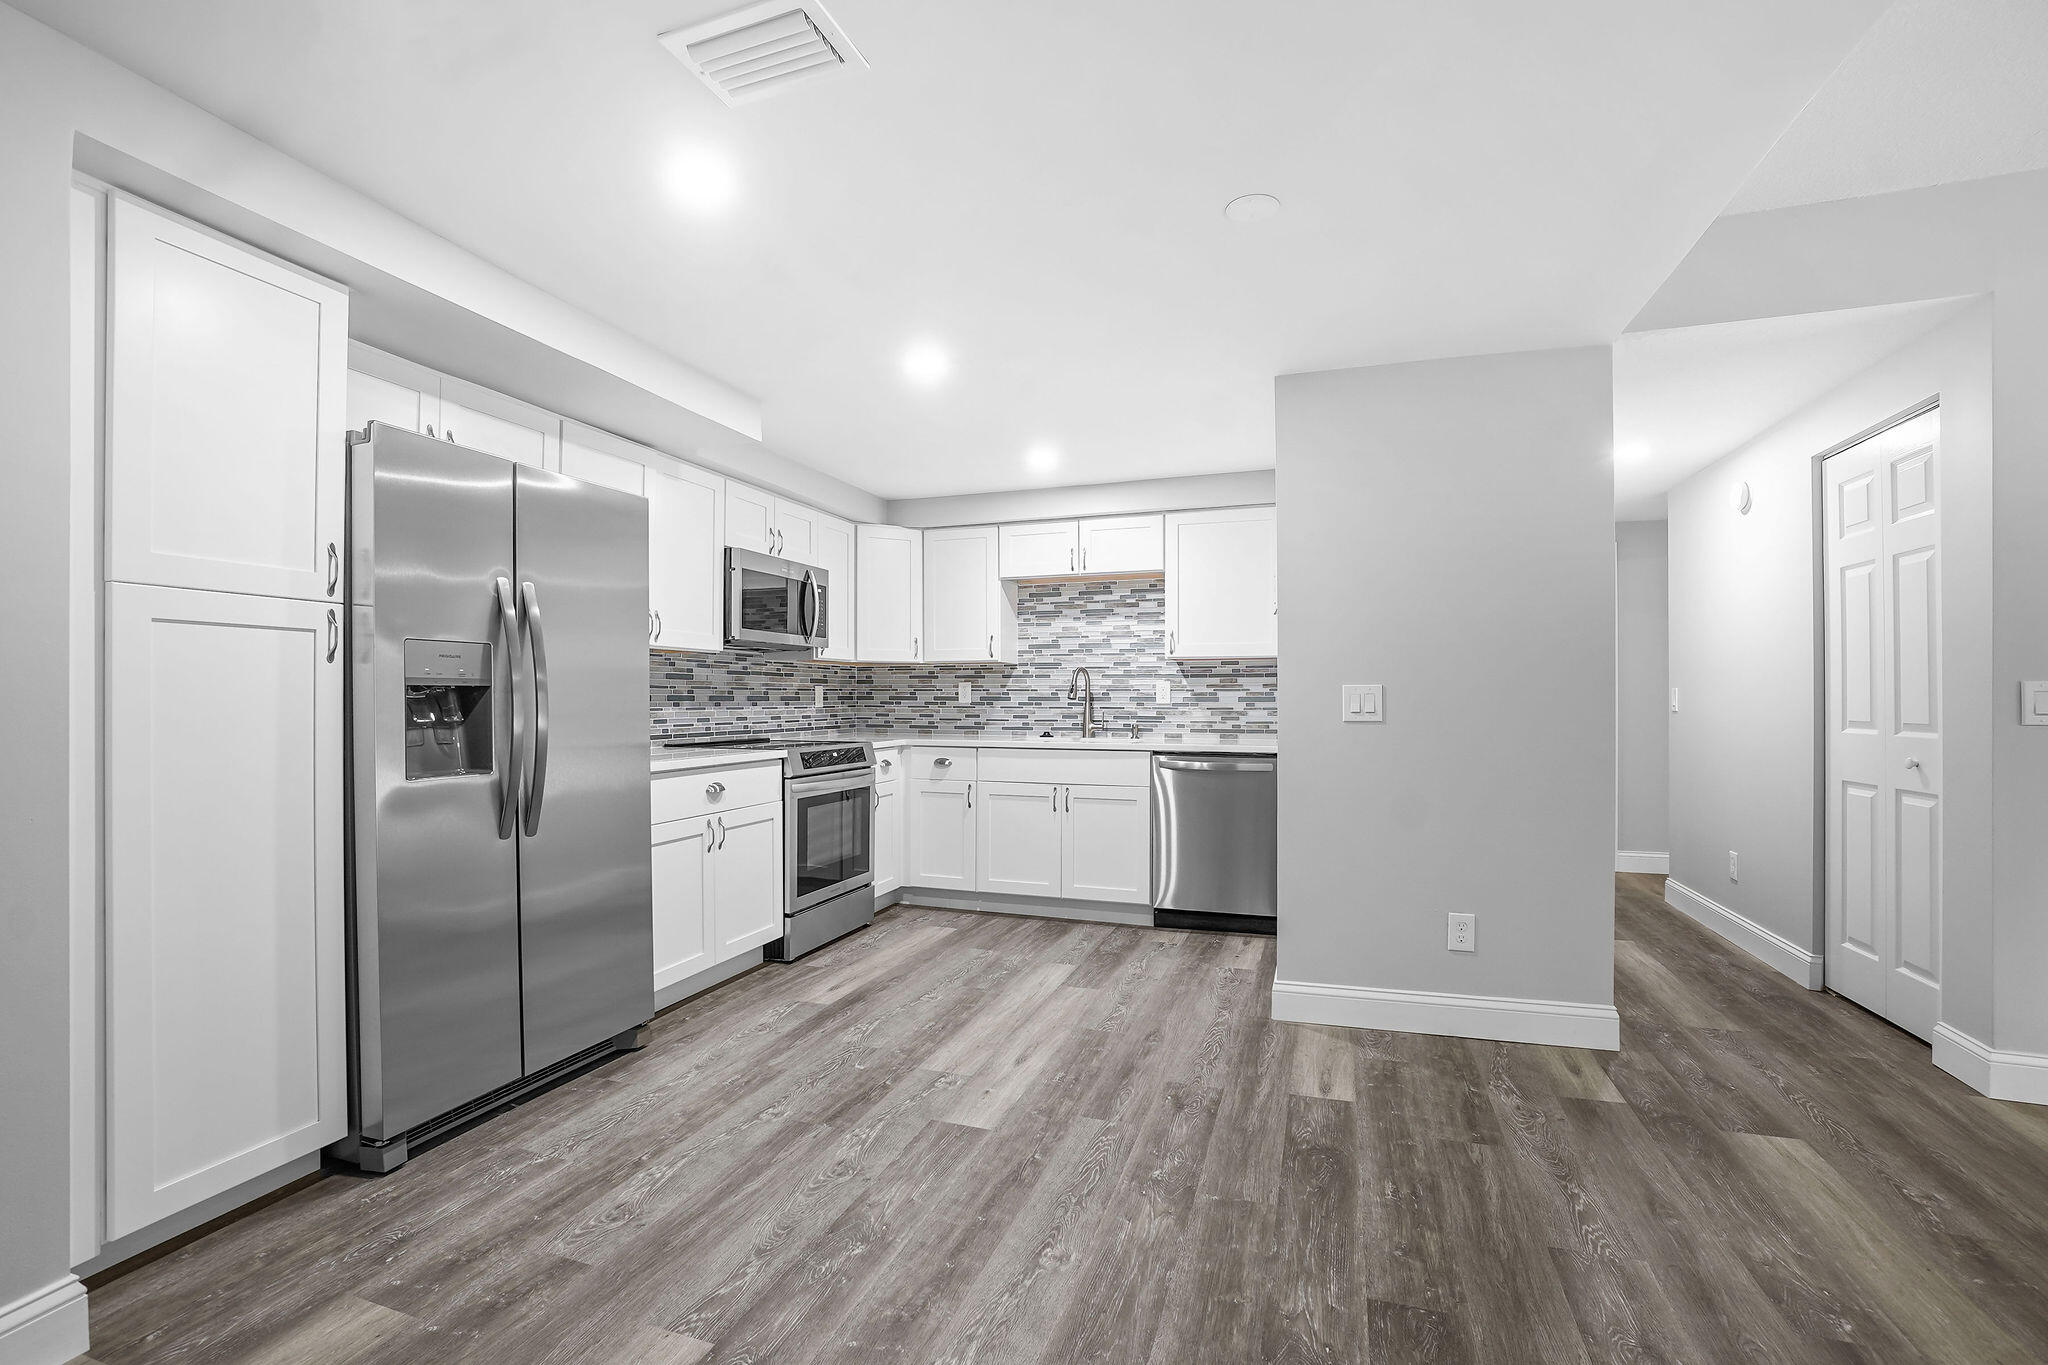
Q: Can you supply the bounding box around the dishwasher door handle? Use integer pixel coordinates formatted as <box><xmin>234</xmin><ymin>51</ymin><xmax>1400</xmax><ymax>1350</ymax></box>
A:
<box><xmin>1156</xmin><ymin>757</ymin><xmax>1275</xmax><ymax>773</ymax></box>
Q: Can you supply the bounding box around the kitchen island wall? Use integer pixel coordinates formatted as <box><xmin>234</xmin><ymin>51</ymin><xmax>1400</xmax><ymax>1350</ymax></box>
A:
<box><xmin>651</xmin><ymin>579</ymin><xmax>1277</xmax><ymax>741</ymax></box>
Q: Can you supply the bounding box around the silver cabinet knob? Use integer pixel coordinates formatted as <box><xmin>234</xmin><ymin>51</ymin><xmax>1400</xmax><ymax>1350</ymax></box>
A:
<box><xmin>880</xmin><ymin>758</ymin><xmax>892</xmax><ymax>771</ymax></box>
<box><xmin>932</xmin><ymin>756</ymin><xmax>952</xmax><ymax>767</ymax></box>
<box><xmin>706</xmin><ymin>780</ymin><xmax>726</xmax><ymax>799</ymax></box>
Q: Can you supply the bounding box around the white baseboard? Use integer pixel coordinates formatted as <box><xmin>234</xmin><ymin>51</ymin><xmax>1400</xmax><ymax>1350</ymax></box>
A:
<box><xmin>1270</xmin><ymin>979</ymin><xmax>1620</xmax><ymax>1051</ymax></box>
<box><xmin>1933</xmin><ymin>1024</ymin><xmax>2048</xmax><ymax>1106</ymax></box>
<box><xmin>1615</xmin><ymin>850</ymin><xmax>1669</xmax><ymax>874</ymax></box>
<box><xmin>0</xmin><ymin>1276</ymin><xmax>88</xmax><ymax>1365</ymax></box>
<box><xmin>1663</xmin><ymin>878</ymin><xmax>1823</xmax><ymax>989</ymax></box>
<box><xmin>896</xmin><ymin>887</ymin><xmax>1154</xmax><ymax>927</ymax></box>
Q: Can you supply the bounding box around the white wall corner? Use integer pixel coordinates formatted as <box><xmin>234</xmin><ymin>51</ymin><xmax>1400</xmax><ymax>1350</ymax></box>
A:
<box><xmin>1663</xmin><ymin>878</ymin><xmax>1823</xmax><ymax>989</ymax></box>
<box><xmin>1933</xmin><ymin>1025</ymin><xmax>2048</xmax><ymax>1107</ymax></box>
<box><xmin>1615</xmin><ymin>850</ymin><xmax>1670</xmax><ymax>874</ymax></box>
<box><xmin>1270</xmin><ymin>979</ymin><xmax>1621</xmax><ymax>1051</ymax></box>
<box><xmin>0</xmin><ymin>1276</ymin><xmax>88</xmax><ymax>1365</ymax></box>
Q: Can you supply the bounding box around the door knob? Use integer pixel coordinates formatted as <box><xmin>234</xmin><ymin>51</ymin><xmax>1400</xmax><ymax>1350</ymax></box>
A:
<box><xmin>1905</xmin><ymin>758</ymin><xmax>1923</xmax><ymax>771</ymax></box>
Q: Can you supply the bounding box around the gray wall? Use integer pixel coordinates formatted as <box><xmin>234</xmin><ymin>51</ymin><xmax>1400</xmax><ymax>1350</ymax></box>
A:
<box><xmin>1665</xmin><ymin>307</ymin><xmax>1993</xmax><ymax>1010</ymax></box>
<box><xmin>1614</xmin><ymin>521</ymin><xmax>1670</xmax><ymax>858</ymax></box>
<box><xmin>1274</xmin><ymin>346</ymin><xmax>1616</xmax><ymax>1008</ymax></box>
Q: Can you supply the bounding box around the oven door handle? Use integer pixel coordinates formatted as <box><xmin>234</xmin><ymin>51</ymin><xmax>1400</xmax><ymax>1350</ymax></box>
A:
<box><xmin>786</xmin><ymin>770</ymin><xmax>876</xmax><ymax>800</ymax></box>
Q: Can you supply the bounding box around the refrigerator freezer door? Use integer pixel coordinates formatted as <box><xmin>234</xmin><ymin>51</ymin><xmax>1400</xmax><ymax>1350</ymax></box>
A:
<box><xmin>351</xmin><ymin>426</ymin><xmax>524</xmax><ymax>1139</ymax></box>
<box><xmin>514</xmin><ymin>466</ymin><xmax>654</xmax><ymax>1071</ymax></box>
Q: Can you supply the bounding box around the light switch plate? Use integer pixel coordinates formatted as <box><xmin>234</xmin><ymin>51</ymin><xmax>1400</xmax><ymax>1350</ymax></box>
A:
<box><xmin>814</xmin><ymin>685</ymin><xmax>825</xmax><ymax>706</ymax></box>
<box><xmin>2023</xmin><ymin>681</ymin><xmax>2048</xmax><ymax>725</ymax></box>
<box><xmin>1341</xmin><ymin>684</ymin><xmax>1383</xmax><ymax>723</ymax></box>
<box><xmin>1155</xmin><ymin>679</ymin><xmax>1173</xmax><ymax>705</ymax></box>
<box><xmin>957</xmin><ymin>681</ymin><xmax>973</xmax><ymax>704</ymax></box>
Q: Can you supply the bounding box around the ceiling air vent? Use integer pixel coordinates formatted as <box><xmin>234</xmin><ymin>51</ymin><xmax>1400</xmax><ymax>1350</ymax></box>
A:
<box><xmin>660</xmin><ymin>2</ymin><xmax>868</xmax><ymax>106</ymax></box>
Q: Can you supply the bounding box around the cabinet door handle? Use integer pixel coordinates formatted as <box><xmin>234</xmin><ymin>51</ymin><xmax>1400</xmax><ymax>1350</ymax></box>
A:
<box><xmin>1051</xmin><ymin>787</ymin><xmax>1058</xmax><ymax>810</ymax></box>
<box><xmin>654</xmin><ymin>609</ymin><xmax>663</xmax><ymax>641</ymax></box>
<box><xmin>1168</xmin><ymin>631</ymin><xmax>1175</xmax><ymax>653</ymax></box>
<box><xmin>706</xmin><ymin>817</ymin><xmax>715</xmax><ymax>849</ymax></box>
<box><xmin>326</xmin><ymin>542</ymin><xmax>340</xmax><ymax>597</ymax></box>
<box><xmin>1065</xmin><ymin>786</ymin><xmax>1072</xmax><ymax>813</ymax></box>
<box><xmin>967</xmin><ymin>782</ymin><xmax>974</xmax><ymax>809</ymax></box>
<box><xmin>1082</xmin><ymin>547</ymin><xmax>1087</xmax><ymax>570</ymax></box>
<box><xmin>716</xmin><ymin>816</ymin><xmax>727</xmax><ymax>850</ymax></box>
<box><xmin>1069</xmin><ymin>547</ymin><xmax>1075</xmax><ymax>570</ymax></box>
<box><xmin>326</xmin><ymin>608</ymin><xmax>338</xmax><ymax>662</ymax></box>
<box><xmin>987</xmin><ymin>634</ymin><xmax>994</xmax><ymax>659</ymax></box>
<box><xmin>913</xmin><ymin>636</ymin><xmax>920</xmax><ymax>658</ymax></box>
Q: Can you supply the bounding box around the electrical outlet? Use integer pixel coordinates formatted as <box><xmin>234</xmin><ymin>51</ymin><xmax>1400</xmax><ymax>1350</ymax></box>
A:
<box><xmin>1447</xmin><ymin>912</ymin><xmax>1476</xmax><ymax>952</ymax></box>
<box><xmin>1728</xmin><ymin>850</ymin><xmax>1739</xmax><ymax>881</ymax></box>
<box><xmin>1155</xmin><ymin>679</ymin><xmax>1173</xmax><ymax>705</ymax></box>
<box><xmin>814</xmin><ymin>685</ymin><xmax>825</xmax><ymax>707</ymax></box>
<box><xmin>957</xmin><ymin>680</ymin><xmax>973</xmax><ymax>704</ymax></box>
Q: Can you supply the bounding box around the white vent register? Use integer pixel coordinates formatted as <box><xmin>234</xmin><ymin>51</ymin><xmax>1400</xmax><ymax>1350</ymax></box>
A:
<box><xmin>660</xmin><ymin>2</ymin><xmax>867</xmax><ymax>106</ymax></box>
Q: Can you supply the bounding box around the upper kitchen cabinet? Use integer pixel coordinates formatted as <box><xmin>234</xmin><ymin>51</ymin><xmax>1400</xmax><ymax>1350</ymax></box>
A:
<box><xmin>923</xmin><ymin>525</ymin><xmax>1017</xmax><ymax>662</ymax></box>
<box><xmin>857</xmin><ymin>524</ymin><xmax>924</xmax><ymax>662</ymax></box>
<box><xmin>814</xmin><ymin>512</ymin><xmax>856</xmax><ymax>662</ymax></box>
<box><xmin>1164</xmin><ymin>506</ymin><xmax>1277</xmax><ymax>659</ymax></box>
<box><xmin>435</xmin><ymin>376</ymin><xmax>560</xmax><ymax>470</ymax></box>
<box><xmin>346</xmin><ymin>343</ymin><xmax>441</xmax><ymax>437</ymax></box>
<box><xmin>999</xmin><ymin>520</ymin><xmax>1078</xmax><ymax>578</ymax></box>
<box><xmin>559</xmin><ymin>425</ymin><xmax>649</xmax><ymax>496</ymax></box>
<box><xmin>107</xmin><ymin>195</ymin><xmax>348</xmax><ymax>603</ymax></box>
<box><xmin>724</xmin><ymin>479</ymin><xmax>816</xmax><ymax>560</ymax></box>
<box><xmin>1078</xmin><ymin>514</ymin><xmax>1164</xmax><ymax>574</ymax></box>
<box><xmin>646</xmin><ymin>460</ymin><xmax>726</xmax><ymax>653</ymax></box>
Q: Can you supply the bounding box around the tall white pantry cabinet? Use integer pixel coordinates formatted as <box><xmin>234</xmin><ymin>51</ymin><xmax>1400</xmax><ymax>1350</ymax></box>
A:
<box><xmin>95</xmin><ymin>194</ymin><xmax>351</xmax><ymax>1242</ymax></box>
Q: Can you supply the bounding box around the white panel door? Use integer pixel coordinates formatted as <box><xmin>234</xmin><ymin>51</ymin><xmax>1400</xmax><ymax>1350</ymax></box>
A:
<box><xmin>725</xmin><ymin>481</ymin><xmax>776</xmax><ymax>553</ymax></box>
<box><xmin>1164</xmin><ymin>507</ymin><xmax>1278</xmax><ymax>659</ymax></box>
<box><xmin>1824</xmin><ymin>409</ymin><xmax>1941</xmax><ymax>1040</ymax></box>
<box><xmin>774</xmin><ymin>499</ymin><xmax>819</xmax><ymax>563</ymax></box>
<box><xmin>999</xmin><ymin>520</ymin><xmax>1079</xmax><ymax>578</ymax></box>
<box><xmin>978</xmin><ymin>782</ymin><xmax>1063</xmax><ymax>896</ymax></box>
<box><xmin>648</xmin><ymin>462</ymin><xmax>727</xmax><ymax>653</ymax></box>
<box><xmin>652</xmin><ymin>818</ymin><xmax>713</xmax><ymax>991</ymax></box>
<box><xmin>874</xmin><ymin>781</ymin><xmax>904</xmax><ymax>896</ymax></box>
<box><xmin>711</xmin><ymin>803</ymin><xmax>785</xmax><ymax>959</ymax></box>
<box><xmin>436</xmin><ymin>378</ymin><xmax>560</xmax><ymax>470</ymax></box>
<box><xmin>1079</xmin><ymin>515</ymin><xmax>1165</xmax><ymax>575</ymax></box>
<box><xmin>857</xmin><ymin>524</ymin><xmax>924</xmax><ymax>661</ymax></box>
<box><xmin>924</xmin><ymin>525</ymin><xmax>1013</xmax><ymax>661</ymax></box>
<box><xmin>107</xmin><ymin>196</ymin><xmax>348</xmax><ymax>603</ymax></box>
<box><xmin>1062</xmin><ymin>784</ymin><xmax>1153</xmax><ymax>904</ymax></box>
<box><xmin>103</xmin><ymin>583</ymin><xmax>345</xmax><ymax>1236</ymax></box>
<box><xmin>907</xmin><ymin>780</ymin><xmax>976</xmax><ymax>892</ymax></box>
<box><xmin>815</xmin><ymin>513</ymin><xmax>857</xmax><ymax>661</ymax></box>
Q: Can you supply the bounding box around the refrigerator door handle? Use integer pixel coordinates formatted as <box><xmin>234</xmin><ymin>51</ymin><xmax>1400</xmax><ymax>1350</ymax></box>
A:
<box><xmin>495</xmin><ymin>576</ymin><xmax>522</xmax><ymax>840</ymax></box>
<box><xmin>519</xmin><ymin>580</ymin><xmax>552</xmax><ymax>837</ymax></box>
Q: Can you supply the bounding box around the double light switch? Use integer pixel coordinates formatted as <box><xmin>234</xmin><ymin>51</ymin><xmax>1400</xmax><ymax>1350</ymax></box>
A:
<box><xmin>1341</xmin><ymin>684</ymin><xmax>1383</xmax><ymax>723</ymax></box>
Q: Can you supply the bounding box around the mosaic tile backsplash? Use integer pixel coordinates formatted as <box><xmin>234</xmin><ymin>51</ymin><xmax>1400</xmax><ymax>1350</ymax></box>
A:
<box><xmin>650</xmin><ymin>578</ymin><xmax>1277</xmax><ymax>741</ymax></box>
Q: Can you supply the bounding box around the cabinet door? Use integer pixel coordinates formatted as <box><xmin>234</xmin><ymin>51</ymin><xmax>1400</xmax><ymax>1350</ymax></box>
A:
<box><xmin>711</xmin><ymin>803</ymin><xmax>785</xmax><ymax>959</ymax></box>
<box><xmin>1164</xmin><ymin>506</ymin><xmax>1277</xmax><ymax>659</ymax></box>
<box><xmin>1079</xmin><ymin>515</ymin><xmax>1164</xmax><ymax>575</ymax></box>
<box><xmin>874</xmin><ymin>781</ymin><xmax>904</xmax><ymax>896</ymax></box>
<box><xmin>774</xmin><ymin>499</ymin><xmax>819</xmax><ymax>563</ymax></box>
<box><xmin>1063</xmin><ymin>784</ymin><xmax>1153</xmax><ymax>904</ymax></box>
<box><xmin>652</xmin><ymin>818</ymin><xmax>713</xmax><ymax>990</ymax></box>
<box><xmin>907</xmin><ymin>780</ymin><xmax>976</xmax><ymax>892</ymax></box>
<box><xmin>103</xmin><ymin>583</ymin><xmax>345</xmax><ymax>1236</ymax></box>
<box><xmin>561</xmin><ymin>437</ymin><xmax>648</xmax><ymax>497</ymax></box>
<box><xmin>999</xmin><ymin>520</ymin><xmax>1078</xmax><ymax>579</ymax></box>
<box><xmin>437</xmin><ymin>377</ymin><xmax>560</xmax><ymax>470</ymax></box>
<box><xmin>648</xmin><ymin>461</ymin><xmax>727</xmax><ymax>653</ymax></box>
<box><xmin>107</xmin><ymin>196</ymin><xmax>348</xmax><ymax>603</ymax></box>
<box><xmin>725</xmin><ymin>480</ymin><xmax>776</xmax><ymax>553</ymax></box>
<box><xmin>348</xmin><ymin>368</ymin><xmax>431</xmax><ymax>436</ymax></box>
<box><xmin>924</xmin><ymin>525</ymin><xmax>1012</xmax><ymax>662</ymax></box>
<box><xmin>857</xmin><ymin>524</ymin><xmax>924</xmax><ymax>662</ymax></box>
<box><xmin>978</xmin><ymin>782</ymin><xmax>1064</xmax><ymax>896</ymax></box>
<box><xmin>814</xmin><ymin>513</ymin><xmax>857</xmax><ymax>661</ymax></box>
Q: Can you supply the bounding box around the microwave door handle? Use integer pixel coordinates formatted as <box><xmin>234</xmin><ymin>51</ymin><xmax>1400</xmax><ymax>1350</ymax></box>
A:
<box><xmin>799</xmin><ymin>568</ymin><xmax>818</xmax><ymax>644</ymax></box>
<box><xmin>495</xmin><ymin>577</ymin><xmax>521</xmax><ymax>840</ymax></box>
<box><xmin>520</xmin><ymin>580</ymin><xmax>551</xmax><ymax>837</ymax></box>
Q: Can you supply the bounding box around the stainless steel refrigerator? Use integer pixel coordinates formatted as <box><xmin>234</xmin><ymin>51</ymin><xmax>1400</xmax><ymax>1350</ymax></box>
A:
<box><xmin>337</xmin><ymin>423</ymin><xmax>652</xmax><ymax>1172</ymax></box>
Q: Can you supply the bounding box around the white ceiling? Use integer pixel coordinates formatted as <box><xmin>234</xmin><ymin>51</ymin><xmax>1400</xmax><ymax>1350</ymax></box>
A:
<box><xmin>1612</xmin><ymin>297</ymin><xmax>1972</xmax><ymax>521</ymax></box>
<box><xmin>18</xmin><ymin>0</ymin><xmax>1883</xmax><ymax>498</ymax></box>
<box><xmin>1729</xmin><ymin>0</ymin><xmax>2048</xmax><ymax>214</ymax></box>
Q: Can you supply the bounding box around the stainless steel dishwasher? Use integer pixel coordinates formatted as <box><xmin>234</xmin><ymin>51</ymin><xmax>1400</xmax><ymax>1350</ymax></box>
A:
<box><xmin>1151</xmin><ymin>752</ymin><xmax>1278</xmax><ymax>933</ymax></box>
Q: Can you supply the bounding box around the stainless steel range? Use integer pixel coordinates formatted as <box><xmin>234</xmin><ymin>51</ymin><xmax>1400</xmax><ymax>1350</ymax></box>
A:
<box><xmin>661</xmin><ymin>734</ymin><xmax>876</xmax><ymax>960</ymax></box>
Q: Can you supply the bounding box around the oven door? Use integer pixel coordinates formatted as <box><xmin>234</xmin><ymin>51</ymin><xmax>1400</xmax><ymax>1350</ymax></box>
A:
<box><xmin>786</xmin><ymin>770</ymin><xmax>875</xmax><ymax>912</ymax></box>
<box><xmin>726</xmin><ymin>547</ymin><xmax>824</xmax><ymax>651</ymax></box>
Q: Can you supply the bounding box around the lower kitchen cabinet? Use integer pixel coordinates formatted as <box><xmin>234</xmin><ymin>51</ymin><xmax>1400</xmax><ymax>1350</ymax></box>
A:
<box><xmin>874</xmin><ymin>779</ymin><xmax>904</xmax><ymax>896</ymax></box>
<box><xmin>907</xmin><ymin>779</ymin><xmax>976</xmax><ymax>892</ymax></box>
<box><xmin>103</xmin><ymin>582</ymin><xmax>346</xmax><ymax>1238</ymax></box>
<box><xmin>650</xmin><ymin>817</ymin><xmax>713</xmax><ymax>990</ymax></box>
<box><xmin>977</xmin><ymin>781</ymin><xmax>1063</xmax><ymax>895</ymax></box>
<box><xmin>710</xmin><ymin>802</ymin><xmax>785</xmax><ymax>958</ymax></box>
<box><xmin>1062</xmin><ymin>784</ymin><xmax>1152</xmax><ymax>903</ymax></box>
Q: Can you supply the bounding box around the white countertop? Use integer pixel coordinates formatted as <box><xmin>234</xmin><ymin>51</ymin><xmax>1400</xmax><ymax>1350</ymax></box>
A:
<box><xmin>651</xmin><ymin>731</ymin><xmax>1276</xmax><ymax>773</ymax></box>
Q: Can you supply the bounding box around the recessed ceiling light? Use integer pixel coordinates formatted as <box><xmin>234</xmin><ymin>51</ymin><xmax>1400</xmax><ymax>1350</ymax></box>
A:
<box><xmin>901</xmin><ymin>341</ymin><xmax>950</xmax><ymax>387</ymax></box>
<box><xmin>1223</xmin><ymin>193</ymin><xmax>1282</xmax><ymax>223</ymax></box>
<box><xmin>1025</xmin><ymin>443</ymin><xmax>1060</xmax><ymax>474</ymax></box>
<box><xmin>663</xmin><ymin>146</ymin><xmax>739</xmax><ymax>215</ymax></box>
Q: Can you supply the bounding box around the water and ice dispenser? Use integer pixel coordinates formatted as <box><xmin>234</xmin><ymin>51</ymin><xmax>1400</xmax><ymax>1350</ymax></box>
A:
<box><xmin>402</xmin><ymin>639</ymin><xmax>494</xmax><ymax>780</ymax></box>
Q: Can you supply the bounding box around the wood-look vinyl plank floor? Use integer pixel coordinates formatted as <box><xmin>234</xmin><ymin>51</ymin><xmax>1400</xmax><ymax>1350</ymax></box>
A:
<box><xmin>80</xmin><ymin>877</ymin><xmax>2048</xmax><ymax>1364</ymax></box>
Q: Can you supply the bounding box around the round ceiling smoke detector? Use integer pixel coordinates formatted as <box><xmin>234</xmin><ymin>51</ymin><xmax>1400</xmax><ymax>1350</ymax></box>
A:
<box><xmin>1223</xmin><ymin>193</ymin><xmax>1282</xmax><ymax>223</ymax></box>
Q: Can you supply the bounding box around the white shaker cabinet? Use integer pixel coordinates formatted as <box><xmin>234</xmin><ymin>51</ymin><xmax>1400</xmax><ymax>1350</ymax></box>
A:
<box><xmin>710</xmin><ymin>802</ymin><xmax>785</xmax><ymax>957</ymax></box>
<box><xmin>651</xmin><ymin>818</ymin><xmax>713</xmax><ymax>991</ymax></box>
<box><xmin>560</xmin><ymin>435</ymin><xmax>649</xmax><ymax>496</ymax></box>
<box><xmin>907</xmin><ymin>779</ymin><xmax>976</xmax><ymax>892</ymax></box>
<box><xmin>647</xmin><ymin>461</ymin><xmax>727</xmax><ymax>653</ymax></box>
<box><xmin>977</xmin><ymin>782</ymin><xmax>1064</xmax><ymax>895</ymax></box>
<box><xmin>1078</xmin><ymin>514</ymin><xmax>1164</xmax><ymax>575</ymax></box>
<box><xmin>998</xmin><ymin>520</ymin><xmax>1079</xmax><ymax>578</ymax></box>
<box><xmin>435</xmin><ymin>377</ymin><xmax>560</xmax><ymax>470</ymax></box>
<box><xmin>923</xmin><ymin>525</ymin><xmax>1016</xmax><ymax>662</ymax></box>
<box><xmin>857</xmin><ymin>524</ymin><xmax>924</xmax><ymax>662</ymax></box>
<box><xmin>102</xmin><ymin>583</ymin><xmax>346</xmax><ymax>1237</ymax></box>
<box><xmin>1062</xmin><ymin>784</ymin><xmax>1152</xmax><ymax>903</ymax></box>
<box><xmin>107</xmin><ymin>196</ymin><xmax>348</xmax><ymax>604</ymax></box>
<box><xmin>1164</xmin><ymin>506</ymin><xmax>1278</xmax><ymax>659</ymax></box>
<box><xmin>874</xmin><ymin>759</ymin><xmax>904</xmax><ymax>897</ymax></box>
<box><xmin>725</xmin><ymin>480</ymin><xmax>817</xmax><ymax>560</ymax></box>
<box><xmin>814</xmin><ymin>512</ymin><xmax>857</xmax><ymax>662</ymax></box>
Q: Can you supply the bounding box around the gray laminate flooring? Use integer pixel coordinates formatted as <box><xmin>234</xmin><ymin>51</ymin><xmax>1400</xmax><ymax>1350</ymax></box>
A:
<box><xmin>78</xmin><ymin>878</ymin><xmax>2048</xmax><ymax>1363</ymax></box>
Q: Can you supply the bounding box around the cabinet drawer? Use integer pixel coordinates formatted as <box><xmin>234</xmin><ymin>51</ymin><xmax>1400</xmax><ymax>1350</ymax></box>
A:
<box><xmin>652</xmin><ymin>762</ymin><xmax>782</xmax><ymax>825</ymax></box>
<box><xmin>874</xmin><ymin>748</ymin><xmax>907</xmax><ymax>784</ymax></box>
<box><xmin>905</xmin><ymin>747</ymin><xmax>977</xmax><ymax>781</ymax></box>
<box><xmin>975</xmin><ymin>748</ymin><xmax>1149</xmax><ymax>787</ymax></box>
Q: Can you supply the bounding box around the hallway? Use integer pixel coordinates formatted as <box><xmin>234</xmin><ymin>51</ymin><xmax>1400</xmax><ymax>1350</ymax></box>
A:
<box><xmin>77</xmin><ymin>880</ymin><xmax>2048</xmax><ymax>1364</ymax></box>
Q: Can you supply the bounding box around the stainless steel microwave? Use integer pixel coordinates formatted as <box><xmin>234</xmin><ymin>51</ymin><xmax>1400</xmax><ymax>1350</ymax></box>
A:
<box><xmin>725</xmin><ymin>546</ymin><xmax>829</xmax><ymax>652</ymax></box>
